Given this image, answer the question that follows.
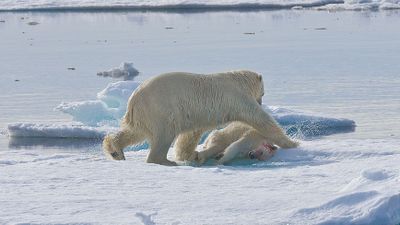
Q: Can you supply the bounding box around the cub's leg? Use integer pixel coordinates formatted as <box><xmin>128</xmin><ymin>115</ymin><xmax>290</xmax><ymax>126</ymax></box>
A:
<box><xmin>197</xmin><ymin>133</ymin><xmax>231</xmax><ymax>165</ymax></box>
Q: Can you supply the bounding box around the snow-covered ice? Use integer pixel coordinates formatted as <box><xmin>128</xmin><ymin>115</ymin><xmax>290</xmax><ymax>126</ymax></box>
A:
<box><xmin>1</xmin><ymin>139</ymin><xmax>399</xmax><ymax>224</ymax></box>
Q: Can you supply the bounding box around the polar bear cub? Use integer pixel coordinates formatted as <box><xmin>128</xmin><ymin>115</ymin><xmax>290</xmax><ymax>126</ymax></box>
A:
<box><xmin>199</xmin><ymin>122</ymin><xmax>282</xmax><ymax>165</ymax></box>
<box><xmin>103</xmin><ymin>70</ymin><xmax>298</xmax><ymax>166</ymax></box>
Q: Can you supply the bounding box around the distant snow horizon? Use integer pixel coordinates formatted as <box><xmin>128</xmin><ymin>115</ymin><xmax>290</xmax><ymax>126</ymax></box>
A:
<box><xmin>1</xmin><ymin>0</ymin><xmax>400</xmax><ymax>11</ymax></box>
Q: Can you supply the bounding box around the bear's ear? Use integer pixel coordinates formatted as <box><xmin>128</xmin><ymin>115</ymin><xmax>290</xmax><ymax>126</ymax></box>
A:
<box><xmin>257</xmin><ymin>74</ymin><xmax>262</xmax><ymax>82</ymax></box>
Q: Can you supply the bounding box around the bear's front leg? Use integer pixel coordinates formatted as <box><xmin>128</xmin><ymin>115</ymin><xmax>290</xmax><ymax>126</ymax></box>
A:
<box><xmin>239</xmin><ymin>102</ymin><xmax>299</xmax><ymax>149</ymax></box>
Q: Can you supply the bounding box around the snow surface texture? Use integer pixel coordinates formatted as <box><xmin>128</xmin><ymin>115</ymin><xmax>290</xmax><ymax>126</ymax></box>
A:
<box><xmin>7</xmin><ymin>80</ymin><xmax>355</xmax><ymax>140</ymax></box>
<box><xmin>0</xmin><ymin>0</ymin><xmax>399</xmax><ymax>11</ymax></box>
<box><xmin>1</xmin><ymin>139</ymin><xmax>400</xmax><ymax>224</ymax></box>
<box><xmin>97</xmin><ymin>62</ymin><xmax>140</xmax><ymax>81</ymax></box>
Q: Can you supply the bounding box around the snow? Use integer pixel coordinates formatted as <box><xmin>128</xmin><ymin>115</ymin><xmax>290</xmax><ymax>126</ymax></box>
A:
<box><xmin>97</xmin><ymin>62</ymin><xmax>140</xmax><ymax>81</ymax></box>
<box><xmin>0</xmin><ymin>0</ymin><xmax>399</xmax><ymax>11</ymax></box>
<box><xmin>292</xmin><ymin>158</ymin><xmax>400</xmax><ymax>225</ymax></box>
<box><xmin>1</xmin><ymin>139</ymin><xmax>399</xmax><ymax>224</ymax></box>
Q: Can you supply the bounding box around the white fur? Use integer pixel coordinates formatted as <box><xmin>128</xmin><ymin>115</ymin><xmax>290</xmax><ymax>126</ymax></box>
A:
<box><xmin>103</xmin><ymin>70</ymin><xmax>298</xmax><ymax>166</ymax></box>
<box><xmin>199</xmin><ymin>122</ymin><xmax>280</xmax><ymax>165</ymax></box>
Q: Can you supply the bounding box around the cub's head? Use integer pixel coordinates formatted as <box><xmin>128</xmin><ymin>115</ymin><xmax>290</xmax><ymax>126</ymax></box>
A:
<box><xmin>248</xmin><ymin>142</ymin><xmax>277</xmax><ymax>161</ymax></box>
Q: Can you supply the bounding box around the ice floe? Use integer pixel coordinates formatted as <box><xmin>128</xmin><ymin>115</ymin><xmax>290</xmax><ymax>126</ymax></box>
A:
<box><xmin>97</xmin><ymin>62</ymin><xmax>139</xmax><ymax>81</ymax></box>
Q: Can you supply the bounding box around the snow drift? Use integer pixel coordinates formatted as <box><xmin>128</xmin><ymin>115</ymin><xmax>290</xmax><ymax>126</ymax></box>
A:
<box><xmin>292</xmin><ymin>166</ymin><xmax>400</xmax><ymax>225</ymax></box>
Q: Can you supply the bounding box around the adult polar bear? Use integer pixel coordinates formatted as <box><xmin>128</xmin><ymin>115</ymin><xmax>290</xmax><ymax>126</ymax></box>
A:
<box><xmin>103</xmin><ymin>70</ymin><xmax>298</xmax><ymax>166</ymax></box>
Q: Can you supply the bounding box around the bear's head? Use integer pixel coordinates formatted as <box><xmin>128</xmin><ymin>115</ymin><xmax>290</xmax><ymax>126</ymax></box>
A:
<box><xmin>230</xmin><ymin>70</ymin><xmax>264</xmax><ymax>105</ymax></box>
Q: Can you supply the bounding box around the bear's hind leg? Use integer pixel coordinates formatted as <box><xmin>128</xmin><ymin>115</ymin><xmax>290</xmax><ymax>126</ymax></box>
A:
<box><xmin>103</xmin><ymin>128</ymin><xmax>145</xmax><ymax>160</ymax></box>
<box><xmin>147</xmin><ymin>134</ymin><xmax>177</xmax><ymax>166</ymax></box>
